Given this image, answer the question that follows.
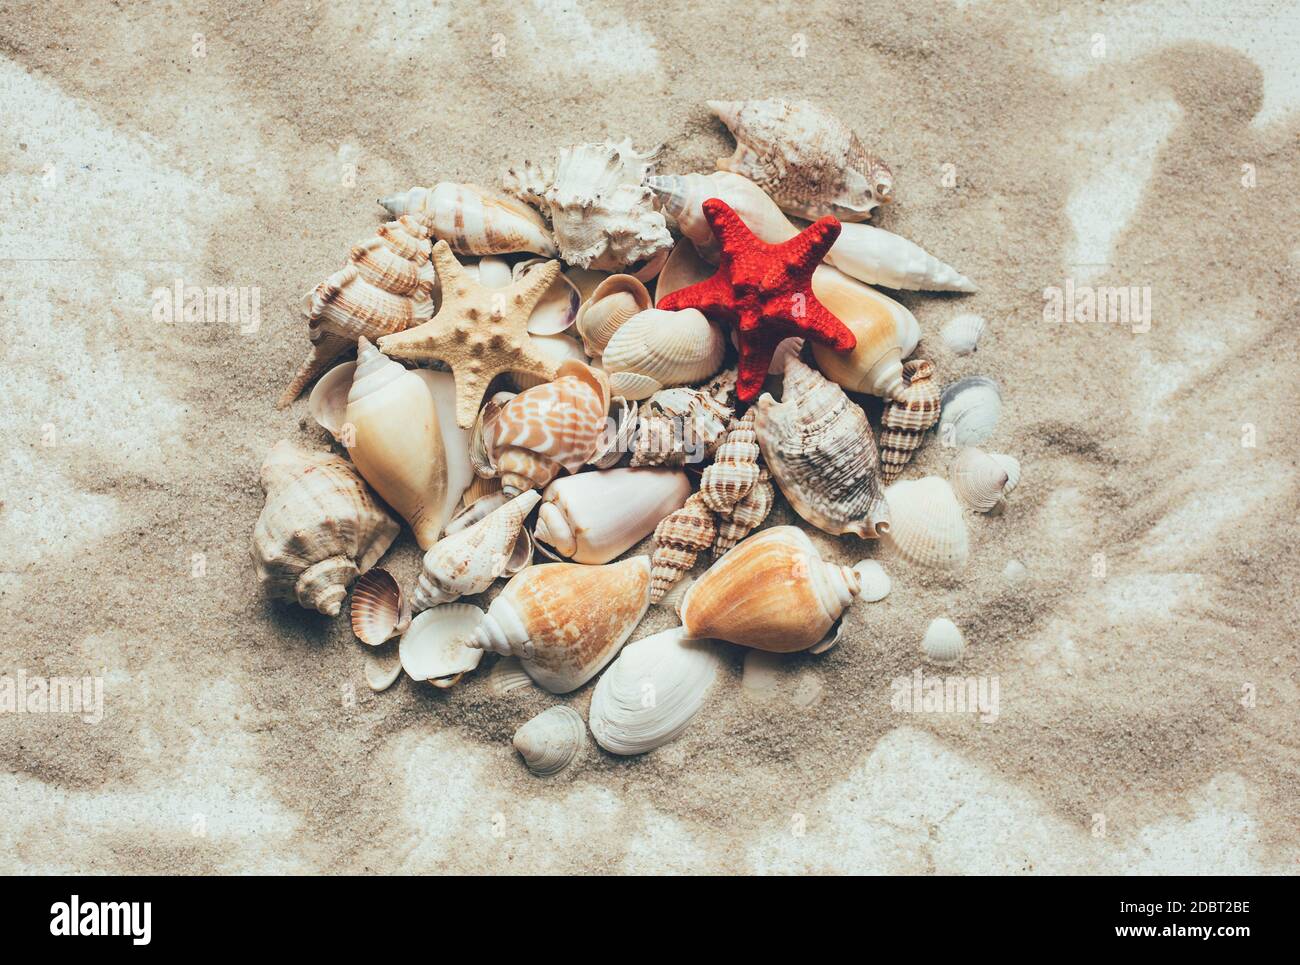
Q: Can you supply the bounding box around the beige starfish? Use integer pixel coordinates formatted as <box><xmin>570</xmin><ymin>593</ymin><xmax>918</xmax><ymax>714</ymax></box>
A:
<box><xmin>377</xmin><ymin>241</ymin><xmax>561</xmax><ymax>428</ymax></box>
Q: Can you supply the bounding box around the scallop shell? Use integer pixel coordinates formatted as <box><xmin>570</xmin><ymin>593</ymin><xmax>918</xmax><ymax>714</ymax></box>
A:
<box><xmin>513</xmin><ymin>705</ymin><xmax>586</xmax><ymax>776</ymax></box>
<box><xmin>650</xmin><ymin>493</ymin><xmax>716</xmax><ymax>604</ymax></box>
<box><xmin>825</xmin><ymin>223</ymin><xmax>976</xmax><ymax>293</ymax></box>
<box><xmin>252</xmin><ymin>442</ymin><xmax>400</xmax><ymax>616</ymax></box>
<box><xmin>922</xmin><ymin>617</ymin><xmax>966</xmax><ymax>663</ymax></box>
<box><xmin>307</xmin><ymin>360</ymin><xmax>356</xmax><ymax>440</ymax></box>
<box><xmin>938</xmin><ymin>377</ymin><xmax>1002</xmax><ymax>447</ymax></box>
<box><xmin>378</xmin><ymin>183</ymin><xmax>557</xmax><ymax>257</ymax></box>
<box><xmin>646</xmin><ymin>171</ymin><xmax>796</xmax><ymax>261</ymax></box>
<box><xmin>881</xmin><ymin>477</ymin><xmax>969</xmax><ymax>572</ymax></box>
<box><xmin>363</xmin><ymin>645</ymin><xmax>403</xmax><ymax>692</ymax></box>
<box><xmin>951</xmin><ymin>447</ymin><xmax>1019</xmax><ymax>513</ymax></box>
<box><xmin>534</xmin><ymin>467</ymin><xmax>691</xmax><ymax>565</ymax></box>
<box><xmin>680</xmin><ymin>526</ymin><xmax>871</xmax><ymax>653</ymax></box>
<box><xmin>713</xmin><ymin>468</ymin><xmax>774</xmax><ymax>556</ymax></box>
<box><xmin>278</xmin><ymin>215</ymin><xmax>435</xmax><ymax>408</ymax></box>
<box><xmin>588</xmin><ymin>627</ymin><xmax>721</xmax><ymax>756</ymax></box>
<box><xmin>708</xmin><ymin>99</ymin><xmax>893</xmax><ymax>222</ymax></box>
<box><xmin>941</xmin><ymin>313</ymin><xmax>986</xmax><ymax>356</ymax></box>
<box><xmin>398</xmin><ymin>603</ymin><xmax>485</xmax><ymax>687</ymax></box>
<box><xmin>487</xmin><ymin>656</ymin><xmax>535</xmax><ymax>696</ymax></box>
<box><xmin>755</xmin><ymin>355</ymin><xmax>890</xmax><ymax>539</ymax></box>
<box><xmin>469</xmin><ymin>557</ymin><xmax>652</xmax><ymax>694</ymax></box>
<box><xmin>350</xmin><ymin>568</ymin><xmax>411</xmax><ymax>646</ymax></box>
<box><xmin>412</xmin><ymin>490</ymin><xmax>540</xmax><ymax>610</ymax></box>
<box><xmin>601</xmin><ymin>308</ymin><xmax>727</xmax><ymax>400</ymax></box>
<box><xmin>879</xmin><ymin>359</ymin><xmax>942</xmax><ymax>484</ymax></box>
<box><xmin>808</xmin><ymin>265</ymin><xmax>909</xmax><ymax>402</ymax></box>
<box><xmin>574</xmin><ymin>274</ymin><xmax>652</xmax><ymax>357</ymax></box>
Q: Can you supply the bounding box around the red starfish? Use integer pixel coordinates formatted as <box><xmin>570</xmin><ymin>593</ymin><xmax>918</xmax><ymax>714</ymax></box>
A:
<box><xmin>658</xmin><ymin>198</ymin><xmax>855</xmax><ymax>401</ymax></box>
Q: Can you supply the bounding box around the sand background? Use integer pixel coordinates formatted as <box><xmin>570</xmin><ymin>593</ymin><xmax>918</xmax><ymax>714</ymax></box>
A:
<box><xmin>1</xmin><ymin>0</ymin><xmax>1297</xmax><ymax>874</ymax></box>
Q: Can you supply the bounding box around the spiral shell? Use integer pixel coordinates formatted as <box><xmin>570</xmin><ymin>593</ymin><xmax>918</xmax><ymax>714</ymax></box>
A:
<box><xmin>879</xmin><ymin>359</ymin><xmax>942</xmax><ymax>484</ymax></box>
<box><xmin>412</xmin><ymin>490</ymin><xmax>539</xmax><ymax>610</ymax></box>
<box><xmin>601</xmin><ymin>308</ymin><xmax>726</xmax><ymax>400</ymax></box>
<box><xmin>713</xmin><ymin>468</ymin><xmax>774</xmax><ymax>556</ymax></box>
<box><xmin>881</xmin><ymin>477</ymin><xmax>969</xmax><ymax>572</ymax></box>
<box><xmin>513</xmin><ymin>705</ymin><xmax>586</xmax><ymax>776</ymax></box>
<box><xmin>950</xmin><ymin>447</ymin><xmax>1020</xmax><ymax>513</ymax></box>
<box><xmin>650</xmin><ymin>493</ymin><xmax>716</xmax><ymax>604</ymax></box>
<box><xmin>825</xmin><ymin>223</ymin><xmax>976</xmax><ymax>293</ymax></box>
<box><xmin>377</xmin><ymin>183</ymin><xmax>557</xmax><ymax>257</ymax></box>
<box><xmin>699</xmin><ymin>410</ymin><xmax>761</xmax><ymax>514</ymax></box>
<box><xmin>350</xmin><ymin>568</ymin><xmax>411</xmax><ymax>646</ymax></box>
<box><xmin>646</xmin><ymin>171</ymin><xmax>797</xmax><ymax>261</ymax></box>
<box><xmin>574</xmin><ymin>274</ymin><xmax>652</xmax><ymax>357</ymax></box>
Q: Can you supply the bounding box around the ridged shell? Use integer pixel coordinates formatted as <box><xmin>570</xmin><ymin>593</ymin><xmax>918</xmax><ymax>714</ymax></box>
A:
<box><xmin>881</xmin><ymin>477</ymin><xmax>969</xmax><ymax>572</ymax></box>
<box><xmin>922</xmin><ymin>617</ymin><xmax>966</xmax><ymax>662</ymax></box>
<box><xmin>252</xmin><ymin>442</ymin><xmax>400</xmax><ymax>616</ymax></box>
<box><xmin>808</xmin><ymin>265</ymin><xmax>908</xmax><ymax>402</ymax></box>
<box><xmin>278</xmin><ymin>215</ymin><xmax>435</xmax><ymax>408</ymax></box>
<box><xmin>350</xmin><ymin>568</ymin><xmax>411</xmax><ymax>646</ymax></box>
<box><xmin>412</xmin><ymin>490</ymin><xmax>540</xmax><ymax>610</ymax></box>
<box><xmin>650</xmin><ymin>493</ymin><xmax>716</xmax><ymax>604</ymax></box>
<box><xmin>938</xmin><ymin>377</ymin><xmax>1002</xmax><ymax>447</ymax></box>
<box><xmin>825</xmin><ymin>223</ymin><xmax>976</xmax><ymax>293</ymax></box>
<box><xmin>680</xmin><ymin>526</ymin><xmax>869</xmax><ymax>653</ymax></box>
<box><xmin>630</xmin><ymin>370</ymin><xmax>736</xmax><ymax>468</ymax></box>
<box><xmin>588</xmin><ymin>627</ymin><xmax>721</xmax><ymax>756</ymax></box>
<box><xmin>708</xmin><ymin>99</ymin><xmax>892</xmax><ymax>221</ymax></box>
<box><xmin>755</xmin><ymin>355</ymin><xmax>890</xmax><ymax>539</ymax></box>
<box><xmin>378</xmin><ymin>183</ymin><xmax>557</xmax><ymax>257</ymax></box>
<box><xmin>879</xmin><ymin>359</ymin><xmax>942</xmax><ymax>484</ymax></box>
<box><xmin>399</xmin><ymin>603</ymin><xmax>485</xmax><ymax>687</ymax></box>
<box><xmin>699</xmin><ymin>410</ymin><xmax>761</xmax><ymax>514</ymax></box>
<box><xmin>487</xmin><ymin>656</ymin><xmax>534</xmax><ymax>696</ymax></box>
<box><xmin>855</xmin><ymin>559</ymin><xmax>892</xmax><ymax>602</ymax></box>
<box><xmin>646</xmin><ymin>171</ymin><xmax>797</xmax><ymax>261</ymax></box>
<box><xmin>574</xmin><ymin>274</ymin><xmax>652</xmax><ymax>356</ymax></box>
<box><xmin>469</xmin><ymin>557</ymin><xmax>652</xmax><ymax>694</ymax></box>
<box><xmin>941</xmin><ymin>313</ymin><xmax>986</xmax><ymax>355</ymax></box>
<box><xmin>534</xmin><ymin>467</ymin><xmax>691</xmax><ymax>565</ymax></box>
<box><xmin>951</xmin><ymin>447</ymin><xmax>1019</xmax><ymax>513</ymax></box>
<box><xmin>513</xmin><ymin>705</ymin><xmax>585</xmax><ymax>776</ymax></box>
<box><xmin>713</xmin><ymin>468</ymin><xmax>774</xmax><ymax>556</ymax></box>
<box><xmin>601</xmin><ymin>308</ymin><xmax>726</xmax><ymax>400</ymax></box>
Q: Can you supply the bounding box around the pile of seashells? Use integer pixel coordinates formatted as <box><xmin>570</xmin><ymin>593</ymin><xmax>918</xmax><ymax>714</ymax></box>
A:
<box><xmin>254</xmin><ymin>99</ymin><xmax>1019</xmax><ymax>775</ymax></box>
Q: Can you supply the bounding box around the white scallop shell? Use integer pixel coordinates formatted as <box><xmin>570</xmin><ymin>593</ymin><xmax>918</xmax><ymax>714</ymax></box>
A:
<box><xmin>938</xmin><ymin>376</ymin><xmax>1001</xmax><ymax>447</ymax></box>
<box><xmin>941</xmin><ymin>313</ymin><xmax>986</xmax><ymax>355</ymax></box>
<box><xmin>922</xmin><ymin>617</ymin><xmax>965</xmax><ymax>662</ymax></box>
<box><xmin>398</xmin><ymin>603</ymin><xmax>485</xmax><ymax>687</ymax></box>
<box><xmin>882</xmin><ymin>477</ymin><xmax>969</xmax><ymax>571</ymax></box>
<box><xmin>588</xmin><ymin>627</ymin><xmax>721</xmax><ymax>756</ymax></box>
<box><xmin>601</xmin><ymin>308</ymin><xmax>727</xmax><ymax>400</ymax></box>
<box><xmin>513</xmin><ymin>705</ymin><xmax>586</xmax><ymax>776</ymax></box>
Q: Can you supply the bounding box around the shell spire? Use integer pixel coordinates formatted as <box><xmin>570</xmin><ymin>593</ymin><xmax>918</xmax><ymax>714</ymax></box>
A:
<box><xmin>650</xmin><ymin>492</ymin><xmax>716</xmax><ymax>603</ymax></box>
<box><xmin>699</xmin><ymin>410</ymin><xmax>762</xmax><ymax>514</ymax></box>
<box><xmin>879</xmin><ymin>359</ymin><xmax>942</xmax><ymax>483</ymax></box>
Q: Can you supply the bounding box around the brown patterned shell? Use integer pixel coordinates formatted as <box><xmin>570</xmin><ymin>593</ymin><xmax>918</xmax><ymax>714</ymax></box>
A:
<box><xmin>714</xmin><ymin>468</ymin><xmax>774</xmax><ymax>555</ymax></box>
<box><xmin>879</xmin><ymin>359</ymin><xmax>942</xmax><ymax>483</ymax></box>
<box><xmin>650</xmin><ymin>492</ymin><xmax>717</xmax><ymax>603</ymax></box>
<box><xmin>700</xmin><ymin>410</ymin><xmax>761</xmax><ymax>514</ymax></box>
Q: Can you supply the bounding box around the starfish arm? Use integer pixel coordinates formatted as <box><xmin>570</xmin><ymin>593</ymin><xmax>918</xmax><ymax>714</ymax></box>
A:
<box><xmin>508</xmin><ymin>259</ymin><xmax>561</xmax><ymax>315</ymax></box>
<box><xmin>431</xmin><ymin>241</ymin><xmax>466</xmax><ymax>287</ymax></box>
<box><xmin>658</xmin><ymin>272</ymin><xmax>738</xmax><ymax>319</ymax></box>
<box><xmin>802</xmin><ymin>297</ymin><xmax>857</xmax><ymax>351</ymax></box>
<box><xmin>782</xmin><ymin>216</ymin><xmax>842</xmax><ymax>269</ymax></box>
<box><xmin>377</xmin><ymin>320</ymin><xmax>443</xmax><ymax>361</ymax></box>
<box><xmin>734</xmin><ymin>326</ymin><xmax>784</xmax><ymax>402</ymax></box>
<box><xmin>451</xmin><ymin>366</ymin><xmax>494</xmax><ymax>430</ymax></box>
<box><xmin>511</xmin><ymin>345</ymin><xmax>560</xmax><ymax>384</ymax></box>
<box><xmin>701</xmin><ymin>198</ymin><xmax>761</xmax><ymax>252</ymax></box>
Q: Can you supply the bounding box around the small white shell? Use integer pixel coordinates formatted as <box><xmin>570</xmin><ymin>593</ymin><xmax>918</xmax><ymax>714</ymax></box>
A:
<box><xmin>308</xmin><ymin>360</ymin><xmax>356</xmax><ymax>440</ymax></box>
<box><xmin>950</xmin><ymin>447</ymin><xmax>1012</xmax><ymax>513</ymax></box>
<box><xmin>601</xmin><ymin>308</ymin><xmax>727</xmax><ymax>400</ymax></box>
<box><xmin>938</xmin><ymin>377</ymin><xmax>1001</xmax><ymax>447</ymax></box>
<box><xmin>464</xmin><ymin>255</ymin><xmax>514</xmax><ymax>290</ymax></box>
<box><xmin>398</xmin><ymin>604</ymin><xmax>485</xmax><ymax>687</ymax></box>
<box><xmin>922</xmin><ymin>617</ymin><xmax>965</xmax><ymax>662</ymax></box>
<box><xmin>364</xmin><ymin>645</ymin><xmax>403</xmax><ymax>692</ymax></box>
<box><xmin>882</xmin><ymin>477</ymin><xmax>969</xmax><ymax>571</ymax></box>
<box><xmin>513</xmin><ymin>705</ymin><xmax>586</xmax><ymax>776</ymax></box>
<box><xmin>853</xmin><ymin>560</ymin><xmax>892</xmax><ymax>603</ymax></box>
<box><xmin>487</xmin><ymin>656</ymin><xmax>535</xmax><ymax>696</ymax></box>
<box><xmin>588</xmin><ymin>627</ymin><xmax>721</xmax><ymax>756</ymax></box>
<box><xmin>941</xmin><ymin>313</ymin><xmax>986</xmax><ymax>355</ymax></box>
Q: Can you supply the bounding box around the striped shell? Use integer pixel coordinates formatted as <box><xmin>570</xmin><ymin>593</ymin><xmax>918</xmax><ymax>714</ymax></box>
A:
<box><xmin>879</xmin><ymin>359</ymin><xmax>942</xmax><ymax>483</ymax></box>
<box><xmin>513</xmin><ymin>705</ymin><xmax>586</xmax><ymax>776</ymax></box>
<box><xmin>699</xmin><ymin>410</ymin><xmax>761</xmax><ymax>514</ymax></box>
<box><xmin>714</xmin><ymin>468</ymin><xmax>774</xmax><ymax>555</ymax></box>
<box><xmin>650</xmin><ymin>492</ymin><xmax>716</xmax><ymax>603</ymax></box>
<box><xmin>350</xmin><ymin>568</ymin><xmax>411</xmax><ymax>645</ymax></box>
<box><xmin>951</xmin><ymin>447</ymin><xmax>1020</xmax><ymax>513</ymax></box>
<box><xmin>881</xmin><ymin>476</ymin><xmax>969</xmax><ymax>572</ymax></box>
<box><xmin>601</xmin><ymin>308</ymin><xmax>726</xmax><ymax>400</ymax></box>
<box><xmin>377</xmin><ymin>183</ymin><xmax>557</xmax><ymax>257</ymax></box>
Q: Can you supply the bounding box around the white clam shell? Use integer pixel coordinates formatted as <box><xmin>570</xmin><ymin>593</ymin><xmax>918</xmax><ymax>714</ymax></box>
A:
<box><xmin>922</xmin><ymin>617</ymin><xmax>966</xmax><ymax>662</ymax></box>
<box><xmin>513</xmin><ymin>705</ymin><xmax>586</xmax><ymax>776</ymax></box>
<box><xmin>308</xmin><ymin>360</ymin><xmax>356</xmax><ymax>440</ymax></box>
<box><xmin>487</xmin><ymin>655</ymin><xmax>535</xmax><ymax>696</ymax></box>
<box><xmin>588</xmin><ymin>627</ymin><xmax>721</xmax><ymax>756</ymax></box>
<box><xmin>938</xmin><ymin>376</ymin><xmax>1001</xmax><ymax>447</ymax></box>
<box><xmin>950</xmin><ymin>447</ymin><xmax>1011</xmax><ymax>513</ymax></box>
<box><xmin>363</xmin><ymin>645</ymin><xmax>403</xmax><ymax>692</ymax></box>
<box><xmin>601</xmin><ymin>308</ymin><xmax>727</xmax><ymax>401</ymax></box>
<box><xmin>941</xmin><ymin>313</ymin><xmax>986</xmax><ymax>356</ymax></box>
<box><xmin>882</xmin><ymin>476</ymin><xmax>969</xmax><ymax>571</ymax></box>
<box><xmin>398</xmin><ymin>603</ymin><xmax>485</xmax><ymax>687</ymax></box>
<box><xmin>852</xmin><ymin>560</ymin><xmax>892</xmax><ymax>603</ymax></box>
<box><xmin>574</xmin><ymin>273</ymin><xmax>652</xmax><ymax>357</ymax></box>
<box><xmin>464</xmin><ymin>254</ymin><xmax>514</xmax><ymax>289</ymax></box>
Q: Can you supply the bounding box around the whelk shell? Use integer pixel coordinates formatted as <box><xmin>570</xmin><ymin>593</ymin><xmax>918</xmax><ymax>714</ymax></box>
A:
<box><xmin>350</xmin><ymin>568</ymin><xmax>411</xmax><ymax>646</ymax></box>
<box><xmin>574</xmin><ymin>273</ymin><xmax>652</xmax><ymax>357</ymax></box>
<box><xmin>922</xmin><ymin>618</ymin><xmax>966</xmax><ymax>663</ymax></box>
<box><xmin>881</xmin><ymin>477</ymin><xmax>969</xmax><ymax>572</ymax></box>
<box><xmin>600</xmin><ymin>307</ymin><xmax>727</xmax><ymax>400</ymax></box>
<box><xmin>588</xmin><ymin>627</ymin><xmax>721</xmax><ymax>756</ymax></box>
<box><xmin>513</xmin><ymin>705</ymin><xmax>585</xmax><ymax>776</ymax></box>
<box><xmin>824</xmin><ymin>223</ymin><xmax>976</xmax><ymax>293</ymax></box>
<box><xmin>378</xmin><ymin>183</ymin><xmax>557</xmax><ymax>257</ymax></box>
<box><xmin>699</xmin><ymin>410</ymin><xmax>761</xmax><ymax>515</ymax></box>
<box><xmin>534</xmin><ymin>467</ymin><xmax>691</xmax><ymax>565</ymax></box>
<box><xmin>951</xmin><ymin>447</ymin><xmax>1020</xmax><ymax>513</ymax></box>
<box><xmin>398</xmin><ymin>603</ymin><xmax>485</xmax><ymax>687</ymax></box>
<box><xmin>879</xmin><ymin>359</ymin><xmax>942</xmax><ymax>484</ymax></box>
<box><xmin>412</xmin><ymin>490</ymin><xmax>539</xmax><ymax>610</ymax></box>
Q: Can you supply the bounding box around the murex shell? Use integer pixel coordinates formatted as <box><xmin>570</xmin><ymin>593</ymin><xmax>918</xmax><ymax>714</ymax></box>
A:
<box><xmin>469</xmin><ymin>557</ymin><xmax>652</xmax><ymax>693</ymax></box>
<box><xmin>680</xmin><ymin>526</ymin><xmax>874</xmax><ymax>653</ymax></box>
<box><xmin>253</xmin><ymin>442</ymin><xmax>400</xmax><ymax>616</ymax></box>
<box><xmin>708</xmin><ymin>98</ymin><xmax>893</xmax><ymax>222</ymax></box>
<box><xmin>378</xmin><ymin>182</ymin><xmax>557</xmax><ymax>257</ymax></box>
<box><xmin>755</xmin><ymin>355</ymin><xmax>890</xmax><ymax>539</ymax></box>
<box><xmin>600</xmin><ymin>307</ymin><xmax>727</xmax><ymax>400</ymax></box>
<box><xmin>513</xmin><ymin>705</ymin><xmax>586</xmax><ymax>776</ymax></box>
<box><xmin>412</xmin><ymin>490</ymin><xmax>539</xmax><ymax>610</ymax></box>
<box><xmin>534</xmin><ymin>467</ymin><xmax>691</xmax><ymax>565</ymax></box>
<box><xmin>882</xmin><ymin>476</ymin><xmax>969</xmax><ymax>572</ymax></box>
<box><xmin>588</xmin><ymin>627</ymin><xmax>721</xmax><ymax>756</ymax></box>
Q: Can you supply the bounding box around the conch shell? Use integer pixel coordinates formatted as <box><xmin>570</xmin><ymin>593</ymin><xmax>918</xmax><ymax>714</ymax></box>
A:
<box><xmin>825</xmin><ymin>223</ymin><xmax>976</xmax><ymax>293</ymax></box>
<box><xmin>714</xmin><ymin>468</ymin><xmax>774</xmax><ymax>556</ymax></box>
<box><xmin>534</xmin><ymin>467</ymin><xmax>691</xmax><ymax>565</ymax></box>
<box><xmin>879</xmin><ymin>359</ymin><xmax>942</xmax><ymax>483</ymax></box>
<box><xmin>412</xmin><ymin>490</ymin><xmax>539</xmax><ymax>610</ymax></box>
<box><xmin>708</xmin><ymin>98</ymin><xmax>893</xmax><ymax>222</ymax></box>
<box><xmin>252</xmin><ymin>441</ymin><xmax>400</xmax><ymax>615</ymax></box>
<box><xmin>881</xmin><ymin>476</ymin><xmax>969</xmax><ymax>572</ymax></box>
<box><xmin>600</xmin><ymin>307</ymin><xmax>726</xmax><ymax>400</ymax></box>
<box><xmin>513</xmin><ymin>705</ymin><xmax>586</xmax><ymax>776</ymax></box>
<box><xmin>649</xmin><ymin>492</ymin><xmax>716</xmax><ymax>604</ymax></box>
<box><xmin>345</xmin><ymin>338</ymin><xmax>449</xmax><ymax>549</ymax></box>
<box><xmin>469</xmin><ymin>557</ymin><xmax>653</xmax><ymax>693</ymax></box>
<box><xmin>503</xmin><ymin>139</ymin><xmax>674</xmax><ymax>272</ymax></box>
<box><xmin>278</xmin><ymin>215</ymin><xmax>435</xmax><ymax>408</ymax></box>
<box><xmin>630</xmin><ymin>370</ymin><xmax>736</xmax><ymax>468</ymax></box>
<box><xmin>477</xmin><ymin>360</ymin><xmax>611</xmax><ymax>494</ymax></box>
<box><xmin>755</xmin><ymin>355</ymin><xmax>890</xmax><ymax>539</ymax></box>
<box><xmin>574</xmin><ymin>274</ymin><xmax>652</xmax><ymax>357</ymax></box>
<box><xmin>808</xmin><ymin>265</ymin><xmax>908</xmax><ymax>402</ymax></box>
<box><xmin>377</xmin><ymin>183</ymin><xmax>557</xmax><ymax>257</ymax></box>
<box><xmin>680</xmin><ymin>526</ymin><xmax>874</xmax><ymax>652</ymax></box>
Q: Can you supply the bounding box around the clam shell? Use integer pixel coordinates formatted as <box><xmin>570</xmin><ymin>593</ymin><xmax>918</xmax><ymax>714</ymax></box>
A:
<box><xmin>941</xmin><ymin>313</ymin><xmax>986</xmax><ymax>355</ymax></box>
<box><xmin>399</xmin><ymin>603</ymin><xmax>485</xmax><ymax>687</ymax></box>
<box><xmin>588</xmin><ymin>627</ymin><xmax>721</xmax><ymax>756</ymax></box>
<box><xmin>308</xmin><ymin>360</ymin><xmax>356</xmax><ymax>440</ymax></box>
<box><xmin>535</xmin><ymin>467</ymin><xmax>691</xmax><ymax>565</ymax></box>
<box><xmin>513</xmin><ymin>705</ymin><xmax>586</xmax><ymax>776</ymax></box>
<box><xmin>854</xmin><ymin>560</ymin><xmax>892</xmax><ymax>603</ymax></box>
<box><xmin>881</xmin><ymin>477</ymin><xmax>969</xmax><ymax>572</ymax></box>
<box><xmin>512</xmin><ymin>258</ymin><xmax>582</xmax><ymax>336</ymax></box>
<box><xmin>378</xmin><ymin>183</ymin><xmax>557</xmax><ymax>257</ymax></box>
<box><xmin>363</xmin><ymin>644</ymin><xmax>403</xmax><ymax>692</ymax></box>
<box><xmin>350</xmin><ymin>568</ymin><xmax>411</xmax><ymax>646</ymax></box>
<box><xmin>464</xmin><ymin>254</ymin><xmax>514</xmax><ymax>289</ymax></box>
<box><xmin>487</xmin><ymin>655</ymin><xmax>535</xmax><ymax>696</ymax></box>
<box><xmin>950</xmin><ymin>447</ymin><xmax>1014</xmax><ymax>513</ymax></box>
<box><xmin>574</xmin><ymin>274</ymin><xmax>652</xmax><ymax>357</ymax></box>
<box><xmin>922</xmin><ymin>617</ymin><xmax>966</xmax><ymax>663</ymax></box>
<box><xmin>601</xmin><ymin>308</ymin><xmax>727</xmax><ymax>400</ymax></box>
<box><xmin>938</xmin><ymin>376</ymin><xmax>1001</xmax><ymax>447</ymax></box>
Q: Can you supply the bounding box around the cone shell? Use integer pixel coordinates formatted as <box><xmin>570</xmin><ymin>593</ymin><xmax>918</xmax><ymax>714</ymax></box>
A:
<box><xmin>601</xmin><ymin>307</ymin><xmax>726</xmax><ymax>400</ymax></box>
<box><xmin>680</xmin><ymin>526</ymin><xmax>867</xmax><ymax>653</ymax></box>
<box><xmin>755</xmin><ymin>355</ymin><xmax>890</xmax><ymax>539</ymax></box>
<box><xmin>922</xmin><ymin>617</ymin><xmax>965</xmax><ymax>663</ymax></box>
<box><xmin>951</xmin><ymin>447</ymin><xmax>1019</xmax><ymax>513</ymax></box>
<box><xmin>399</xmin><ymin>603</ymin><xmax>485</xmax><ymax>687</ymax></box>
<box><xmin>469</xmin><ymin>557</ymin><xmax>652</xmax><ymax>694</ymax></box>
<box><xmin>277</xmin><ymin>215</ymin><xmax>435</xmax><ymax>408</ymax></box>
<box><xmin>252</xmin><ymin>442</ymin><xmax>400</xmax><ymax>616</ymax></box>
<box><xmin>645</xmin><ymin>171</ymin><xmax>796</xmax><ymax>261</ymax></box>
<box><xmin>588</xmin><ymin>627</ymin><xmax>721</xmax><ymax>756</ymax></box>
<box><xmin>700</xmin><ymin>410</ymin><xmax>761</xmax><ymax>514</ymax></box>
<box><xmin>714</xmin><ymin>468</ymin><xmax>774</xmax><ymax>556</ymax></box>
<box><xmin>938</xmin><ymin>376</ymin><xmax>1002</xmax><ymax>447</ymax></box>
<box><xmin>412</xmin><ymin>490</ymin><xmax>540</xmax><ymax>610</ymax></box>
<box><xmin>650</xmin><ymin>492</ymin><xmax>716</xmax><ymax>604</ymax></box>
<box><xmin>574</xmin><ymin>274</ymin><xmax>652</xmax><ymax>357</ymax></box>
<box><xmin>513</xmin><ymin>705</ymin><xmax>586</xmax><ymax>776</ymax></box>
<box><xmin>825</xmin><ymin>222</ymin><xmax>976</xmax><ymax>293</ymax></box>
<box><xmin>350</xmin><ymin>568</ymin><xmax>411</xmax><ymax>645</ymax></box>
<box><xmin>708</xmin><ymin>99</ymin><xmax>892</xmax><ymax>222</ymax></box>
<box><xmin>880</xmin><ymin>359</ymin><xmax>942</xmax><ymax>484</ymax></box>
<box><xmin>808</xmin><ymin>265</ymin><xmax>908</xmax><ymax>402</ymax></box>
<box><xmin>534</xmin><ymin>467</ymin><xmax>691</xmax><ymax>565</ymax></box>
<box><xmin>377</xmin><ymin>183</ymin><xmax>557</xmax><ymax>257</ymax></box>
<box><xmin>881</xmin><ymin>477</ymin><xmax>969</xmax><ymax>571</ymax></box>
